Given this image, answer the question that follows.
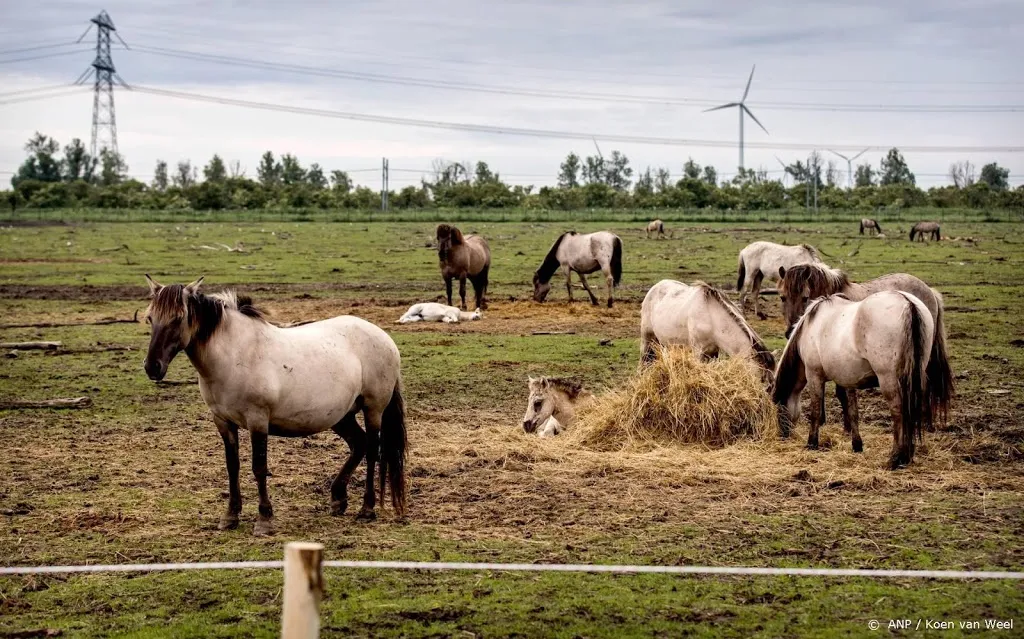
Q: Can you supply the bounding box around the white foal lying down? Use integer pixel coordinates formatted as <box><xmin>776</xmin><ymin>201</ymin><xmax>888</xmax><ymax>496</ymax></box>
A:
<box><xmin>397</xmin><ymin>302</ymin><xmax>481</xmax><ymax>324</ymax></box>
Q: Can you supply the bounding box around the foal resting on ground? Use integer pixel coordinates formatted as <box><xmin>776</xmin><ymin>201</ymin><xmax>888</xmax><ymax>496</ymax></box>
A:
<box><xmin>521</xmin><ymin>376</ymin><xmax>592</xmax><ymax>437</ymax></box>
<box><xmin>142</xmin><ymin>275</ymin><xmax>408</xmax><ymax>536</ymax></box>
<box><xmin>532</xmin><ymin>230</ymin><xmax>623</xmax><ymax>307</ymax></box>
<box><xmin>772</xmin><ymin>291</ymin><xmax>951</xmax><ymax>469</ymax></box>
<box><xmin>437</xmin><ymin>223</ymin><xmax>490</xmax><ymax>310</ymax></box>
<box><xmin>735</xmin><ymin>241</ymin><xmax>823</xmax><ymax>319</ymax></box>
<box><xmin>397</xmin><ymin>302</ymin><xmax>481</xmax><ymax>324</ymax></box>
<box><xmin>640</xmin><ymin>279</ymin><xmax>776</xmax><ymax>385</ymax></box>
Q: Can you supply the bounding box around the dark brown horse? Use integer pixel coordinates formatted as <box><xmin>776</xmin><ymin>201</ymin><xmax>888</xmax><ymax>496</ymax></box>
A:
<box><xmin>436</xmin><ymin>224</ymin><xmax>491</xmax><ymax>310</ymax></box>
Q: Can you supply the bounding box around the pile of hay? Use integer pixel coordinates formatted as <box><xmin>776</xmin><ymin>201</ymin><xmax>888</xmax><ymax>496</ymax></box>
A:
<box><xmin>569</xmin><ymin>347</ymin><xmax>777</xmax><ymax>451</ymax></box>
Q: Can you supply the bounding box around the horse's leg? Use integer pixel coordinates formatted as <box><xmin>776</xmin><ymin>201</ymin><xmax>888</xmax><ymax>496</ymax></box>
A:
<box><xmin>751</xmin><ymin>271</ymin><xmax>766</xmax><ymax>320</ymax></box>
<box><xmin>605</xmin><ymin>269</ymin><xmax>615</xmax><ymax>308</ymax></box>
<box><xmin>356</xmin><ymin>407</ymin><xmax>382</xmax><ymax>521</ymax></box>
<box><xmin>882</xmin><ymin>377</ymin><xmax>912</xmax><ymax>469</ymax></box>
<box><xmin>330</xmin><ymin>411</ymin><xmax>365</xmax><ymax>516</ymax></box>
<box><xmin>250</xmin><ymin>428</ymin><xmax>274</xmax><ymax>536</ymax></box>
<box><xmin>576</xmin><ymin>272</ymin><xmax>599</xmax><ymax>306</ymax></box>
<box><xmin>445</xmin><ymin>276</ymin><xmax>453</xmax><ymax>306</ymax></box>
<box><xmin>215</xmin><ymin>417</ymin><xmax>241</xmax><ymax>530</ymax></box>
<box><xmin>564</xmin><ymin>268</ymin><xmax>574</xmax><ymax>303</ymax></box>
<box><xmin>458</xmin><ymin>276</ymin><xmax>468</xmax><ymax>310</ymax></box>
<box><xmin>805</xmin><ymin>374</ymin><xmax>825</xmax><ymax>450</ymax></box>
<box><xmin>842</xmin><ymin>388</ymin><xmax>863</xmax><ymax>453</ymax></box>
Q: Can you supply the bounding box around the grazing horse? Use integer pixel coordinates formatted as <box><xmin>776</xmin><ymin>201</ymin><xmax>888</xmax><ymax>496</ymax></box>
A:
<box><xmin>859</xmin><ymin>218</ymin><xmax>883</xmax><ymax>236</ymax></box>
<box><xmin>646</xmin><ymin>219</ymin><xmax>667</xmax><ymax>239</ymax></box>
<box><xmin>397</xmin><ymin>302</ymin><xmax>481</xmax><ymax>324</ymax></box>
<box><xmin>640</xmin><ymin>279</ymin><xmax>776</xmax><ymax>385</ymax></box>
<box><xmin>736</xmin><ymin>241</ymin><xmax>824</xmax><ymax>319</ymax></box>
<box><xmin>142</xmin><ymin>275</ymin><xmax>408</xmax><ymax>535</ymax></box>
<box><xmin>532</xmin><ymin>231</ymin><xmax>623</xmax><ymax>307</ymax></box>
<box><xmin>773</xmin><ymin>291</ymin><xmax>949</xmax><ymax>469</ymax></box>
<box><xmin>436</xmin><ymin>223</ymin><xmax>490</xmax><ymax>310</ymax></box>
<box><xmin>776</xmin><ymin>262</ymin><xmax>953</xmax><ymax>430</ymax></box>
<box><xmin>521</xmin><ymin>376</ymin><xmax>592</xmax><ymax>437</ymax></box>
<box><xmin>910</xmin><ymin>221</ymin><xmax>941</xmax><ymax>242</ymax></box>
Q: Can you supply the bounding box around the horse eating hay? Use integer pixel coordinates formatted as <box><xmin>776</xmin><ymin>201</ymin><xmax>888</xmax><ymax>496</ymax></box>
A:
<box><xmin>736</xmin><ymin>241</ymin><xmax>824</xmax><ymax>319</ymax></box>
<box><xmin>532</xmin><ymin>231</ymin><xmax>623</xmax><ymax>307</ymax></box>
<box><xmin>772</xmin><ymin>290</ymin><xmax>951</xmax><ymax>469</ymax></box>
<box><xmin>436</xmin><ymin>223</ymin><xmax>491</xmax><ymax>310</ymax></box>
<box><xmin>640</xmin><ymin>279</ymin><xmax>776</xmax><ymax>385</ymax></box>
<box><xmin>909</xmin><ymin>221</ymin><xmax>941</xmax><ymax>242</ymax></box>
<box><xmin>142</xmin><ymin>275</ymin><xmax>408</xmax><ymax>535</ymax></box>
<box><xmin>521</xmin><ymin>376</ymin><xmax>592</xmax><ymax>437</ymax></box>
<box><xmin>397</xmin><ymin>302</ymin><xmax>481</xmax><ymax>324</ymax></box>
<box><xmin>859</xmin><ymin>218</ymin><xmax>883</xmax><ymax>236</ymax></box>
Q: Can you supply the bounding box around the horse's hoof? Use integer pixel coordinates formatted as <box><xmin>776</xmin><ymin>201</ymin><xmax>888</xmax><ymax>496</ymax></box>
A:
<box><xmin>355</xmin><ymin>508</ymin><xmax>377</xmax><ymax>522</ymax></box>
<box><xmin>607</xmin><ymin>300</ymin><xmax>614</xmax><ymax>308</ymax></box>
<box><xmin>806</xmin><ymin>442</ymin><xmax>819</xmax><ymax>451</ymax></box>
<box><xmin>852</xmin><ymin>440</ymin><xmax>864</xmax><ymax>453</ymax></box>
<box><xmin>218</xmin><ymin>513</ymin><xmax>239</xmax><ymax>531</ymax></box>
<box><xmin>331</xmin><ymin>500</ymin><xmax>348</xmax><ymax>516</ymax></box>
<box><xmin>253</xmin><ymin>517</ymin><xmax>274</xmax><ymax>537</ymax></box>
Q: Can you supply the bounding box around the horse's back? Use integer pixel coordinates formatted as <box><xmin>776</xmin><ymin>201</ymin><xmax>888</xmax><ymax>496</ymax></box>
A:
<box><xmin>642</xmin><ymin>280</ymin><xmax>706</xmax><ymax>344</ymax></box>
<box><xmin>863</xmin><ymin>273</ymin><xmax>940</xmax><ymax>321</ymax></box>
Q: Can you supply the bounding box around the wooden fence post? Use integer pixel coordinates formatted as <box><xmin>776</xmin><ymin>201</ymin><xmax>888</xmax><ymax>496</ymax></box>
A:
<box><xmin>281</xmin><ymin>542</ymin><xmax>325</xmax><ymax>639</ymax></box>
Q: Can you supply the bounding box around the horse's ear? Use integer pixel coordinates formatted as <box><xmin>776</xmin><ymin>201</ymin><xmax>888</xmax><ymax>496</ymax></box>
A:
<box><xmin>778</xmin><ymin>266</ymin><xmax>786</xmax><ymax>279</ymax></box>
<box><xmin>144</xmin><ymin>274</ymin><xmax>162</xmax><ymax>297</ymax></box>
<box><xmin>185</xmin><ymin>276</ymin><xmax>205</xmax><ymax>294</ymax></box>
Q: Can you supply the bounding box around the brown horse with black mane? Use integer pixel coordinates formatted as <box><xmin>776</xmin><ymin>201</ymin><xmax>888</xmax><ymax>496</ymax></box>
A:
<box><xmin>436</xmin><ymin>224</ymin><xmax>491</xmax><ymax>310</ymax></box>
<box><xmin>910</xmin><ymin>221</ymin><xmax>941</xmax><ymax>242</ymax></box>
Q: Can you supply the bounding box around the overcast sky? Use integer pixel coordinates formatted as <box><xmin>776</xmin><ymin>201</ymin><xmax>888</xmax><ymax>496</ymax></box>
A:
<box><xmin>2</xmin><ymin>0</ymin><xmax>1022</xmax><ymax>190</ymax></box>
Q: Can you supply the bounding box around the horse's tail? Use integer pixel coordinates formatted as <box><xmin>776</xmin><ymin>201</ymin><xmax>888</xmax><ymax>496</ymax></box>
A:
<box><xmin>909</xmin><ymin>226</ymin><xmax>916</xmax><ymax>241</ymax></box>
<box><xmin>875</xmin><ymin>220</ymin><xmax>883</xmax><ymax>235</ymax></box>
<box><xmin>378</xmin><ymin>382</ymin><xmax>408</xmax><ymax>517</ymax></box>
<box><xmin>610</xmin><ymin>235</ymin><xmax>623</xmax><ymax>286</ymax></box>
<box><xmin>893</xmin><ymin>296</ymin><xmax>930</xmax><ymax>469</ymax></box>
<box><xmin>736</xmin><ymin>257</ymin><xmax>746</xmax><ymax>292</ymax></box>
<box><xmin>859</xmin><ymin>220</ymin><xmax>865</xmax><ymax>235</ymax></box>
<box><xmin>926</xmin><ymin>296</ymin><xmax>954</xmax><ymax>429</ymax></box>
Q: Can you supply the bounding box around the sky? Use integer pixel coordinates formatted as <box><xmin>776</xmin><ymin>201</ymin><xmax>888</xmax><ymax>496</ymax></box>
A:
<box><xmin>1</xmin><ymin>0</ymin><xmax>1022</xmax><ymax>190</ymax></box>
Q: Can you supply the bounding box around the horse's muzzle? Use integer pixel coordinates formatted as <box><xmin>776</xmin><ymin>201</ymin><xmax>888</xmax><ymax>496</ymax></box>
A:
<box><xmin>144</xmin><ymin>358</ymin><xmax>167</xmax><ymax>381</ymax></box>
<box><xmin>522</xmin><ymin>420</ymin><xmax>537</xmax><ymax>434</ymax></box>
<box><xmin>784</xmin><ymin>326</ymin><xmax>794</xmax><ymax>339</ymax></box>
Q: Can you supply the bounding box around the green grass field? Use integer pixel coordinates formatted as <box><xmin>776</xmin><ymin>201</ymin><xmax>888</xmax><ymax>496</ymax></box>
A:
<box><xmin>1</xmin><ymin>218</ymin><xmax>1022</xmax><ymax>637</ymax></box>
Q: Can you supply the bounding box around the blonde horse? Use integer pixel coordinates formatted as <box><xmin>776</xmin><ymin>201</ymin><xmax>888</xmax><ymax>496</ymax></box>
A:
<box><xmin>521</xmin><ymin>376</ymin><xmax>592</xmax><ymax>437</ymax></box>
<box><xmin>646</xmin><ymin>219</ymin><xmax>667</xmax><ymax>239</ymax></box>
<box><xmin>859</xmin><ymin>218</ymin><xmax>883</xmax><ymax>236</ymax></box>
<box><xmin>397</xmin><ymin>302</ymin><xmax>481</xmax><ymax>324</ymax></box>
<box><xmin>910</xmin><ymin>221</ymin><xmax>941</xmax><ymax>242</ymax></box>
<box><xmin>532</xmin><ymin>231</ymin><xmax>623</xmax><ymax>307</ymax></box>
<box><xmin>437</xmin><ymin>223</ymin><xmax>491</xmax><ymax>310</ymax></box>
<box><xmin>142</xmin><ymin>275</ymin><xmax>408</xmax><ymax>535</ymax></box>
<box><xmin>736</xmin><ymin>241</ymin><xmax>824</xmax><ymax>319</ymax></box>
<box><xmin>772</xmin><ymin>291</ymin><xmax>950</xmax><ymax>469</ymax></box>
<box><xmin>641</xmin><ymin>279</ymin><xmax>776</xmax><ymax>385</ymax></box>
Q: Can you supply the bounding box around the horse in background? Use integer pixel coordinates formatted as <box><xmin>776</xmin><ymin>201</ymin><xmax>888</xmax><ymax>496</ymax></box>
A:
<box><xmin>533</xmin><ymin>231</ymin><xmax>623</xmax><ymax>308</ymax></box>
<box><xmin>859</xmin><ymin>218</ymin><xmax>883</xmax><ymax>236</ymax></box>
<box><xmin>142</xmin><ymin>275</ymin><xmax>408</xmax><ymax>535</ymax></box>
<box><xmin>436</xmin><ymin>223</ymin><xmax>491</xmax><ymax>310</ymax></box>
<box><xmin>397</xmin><ymin>302</ymin><xmax>481</xmax><ymax>324</ymax></box>
<box><xmin>776</xmin><ymin>262</ymin><xmax>953</xmax><ymax>430</ymax></box>
<box><xmin>521</xmin><ymin>376</ymin><xmax>592</xmax><ymax>437</ymax></box>
<box><xmin>910</xmin><ymin>221</ymin><xmax>941</xmax><ymax>242</ymax></box>
<box><xmin>736</xmin><ymin>241</ymin><xmax>824</xmax><ymax>319</ymax></box>
<box><xmin>646</xmin><ymin>219</ymin><xmax>668</xmax><ymax>239</ymax></box>
<box><xmin>772</xmin><ymin>291</ymin><xmax>950</xmax><ymax>469</ymax></box>
<box><xmin>641</xmin><ymin>279</ymin><xmax>776</xmax><ymax>386</ymax></box>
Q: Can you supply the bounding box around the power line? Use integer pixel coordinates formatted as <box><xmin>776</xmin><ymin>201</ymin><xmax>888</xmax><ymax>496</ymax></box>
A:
<box><xmin>0</xmin><ymin>86</ymin><xmax>90</xmax><ymax>106</ymax></box>
<box><xmin>0</xmin><ymin>48</ymin><xmax>94</xmax><ymax>65</ymax></box>
<box><xmin>0</xmin><ymin>40</ymin><xmax>81</xmax><ymax>56</ymax></box>
<box><xmin>123</xmin><ymin>85</ymin><xmax>1024</xmax><ymax>154</ymax></box>
<box><xmin>127</xmin><ymin>45</ymin><xmax>1023</xmax><ymax>114</ymax></box>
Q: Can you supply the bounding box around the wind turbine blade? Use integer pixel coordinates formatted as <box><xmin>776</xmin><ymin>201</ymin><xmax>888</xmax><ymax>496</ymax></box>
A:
<box><xmin>703</xmin><ymin>102</ymin><xmax>738</xmax><ymax>113</ymax></box>
<box><xmin>851</xmin><ymin>148</ymin><xmax>869</xmax><ymax>161</ymax></box>
<box><xmin>592</xmin><ymin>138</ymin><xmax>603</xmax><ymax>160</ymax></box>
<box><xmin>742</xmin><ymin>104</ymin><xmax>768</xmax><ymax>135</ymax></box>
<box><xmin>741</xmin><ymin>64</ymin><xmax>756</xmax><ymax>102</ymax></box>
<box><xmin>828</xmin><ymin>149</ymin><xmax>849</xmax><ymax>162</ymax></box>
<box><xmin>775</xmin><ymin>155</ymin><xmax>788</xmax><ymax>169</ymax></box>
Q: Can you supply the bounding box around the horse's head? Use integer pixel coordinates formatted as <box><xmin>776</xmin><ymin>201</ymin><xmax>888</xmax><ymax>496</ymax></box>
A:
<box><xmin>753</xmin><ymin>347</ymin><xmax>778</xmax><ymax>388</ymax></box>
<box><xmin>777</xmin><ymin>266</ymin><xmax>811</xmax><ymax>337</ymax></box>
<box><xmin>470</xmin><ymin>308</ymin><xmax>482</xmax><ymax>320</ymax></box>
<box><xmin>436</xmin><ymin>224</ymin><xmax>461</xmax><ymax>261</ymax></box>
<box><xmin>522</xmin><ymin>377</ymin><xmax>556</xmax><ymax>433</ymax></box>
<box><xmin>142</xmin><ymin>274</ymin><xmax>204</xmax><ymax>381</ymax></box>
<box><xmin>532</xmin><ymin>272</ymin><xmax>551</xmax><ymax>302</ymax></box>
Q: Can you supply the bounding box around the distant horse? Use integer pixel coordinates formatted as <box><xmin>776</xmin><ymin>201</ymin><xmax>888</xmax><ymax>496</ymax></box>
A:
<box><xmin>397</xmin><ymin>302</ymin><xmax>481</xmax><ymax>324</ymax></box>
<box><xmin>142</xmin><ymin>275</ymin><xmax>407</xmax><ymax>535</ymax></box>
<box><xmin>859</xmin><ymin>218</ymin><xmax>883</xmax><ymax>236</ymax></box>
<box><xmin>521</xmin><ymin>376</ymin><xmax>592</xmax><ymax>437</ymax></box>
<box><xmin>533</xmin><ymin>231</ymin><xmax>623</xmax><ymax>307</ymax></box>
<box><xmin>640</xmin><ymin>279</ymin><xmax>776</xmax><ymax>385</ymax></box>
<box><xmin>646</xmin><ymin>219</ymin><xmax>667</xmax><ymax>239</ymax></box>
<box><xmin>437</xmin><ymin>223</ymin><xmax>491</xmax><ymax>310</ymax></box>
<box><xmin>736</xmin><ymin>241</ymin><xmax>824</xmax><ymax>319</ymax></box>
<box><xmin>772</xmin><ymin>291</ymin><xmax>950</xmax><ymax>469</ymax></box>
<box><xmin>910</xmin><ymin>221</ymin><xmax>941</xmax><ymax>242</ymax></box>
<box><xmin>776</xmin><ymin>262</ymin><xmax>953</xmax><ymax>430</ymax></box>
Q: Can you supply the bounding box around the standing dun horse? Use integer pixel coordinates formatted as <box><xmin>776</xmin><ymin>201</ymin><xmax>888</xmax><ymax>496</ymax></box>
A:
<box><xmin>640</xmin><ymin>280</ymin><xmax>776</xmax><ymax>384</ymax></box>
<box><xmin>910</xmin><ymin>221</ymin><xmax>941</xmax><ymax>242</ymax></box>
<box><xmin>772</xmin><ymin>290</ymin><xmax>950</xmax><ymax>469</ymax></box>
<box><xmin>142</xmin><ymin>275</ymin><xmax>408</xmax><ymax>536</ymax></box>
<box><xmin>736</xmin><ymin>241</ymin><xmax>824</xmax><ymax>319</ymax></box>
<box><xmin>436</xmin><ymin>223</ymin><xmax>491</xmax><ymax>311</ymax></box>
<box><xmin>521</xmin><ymin>376</ymin><xmax>592</xmax><ymax>437</ymax></box>
<box><xmin>532</xmin><ymin>230</ymin><xmax>623</xmax><ymax>307</ymax></box>
<box><xmin>646</xmin><ymin>219</ymin><xmax>667</xmax><ymax>239</ymax></box>
<box><xmin>859</xmin><ymin>218</ymin><xmax>883</xmax><ymax>236</ymax></box>
<box><xmin>776</xmin><ymin>262</ymin><xmax>953</xmax><ymax>430</ymax></box>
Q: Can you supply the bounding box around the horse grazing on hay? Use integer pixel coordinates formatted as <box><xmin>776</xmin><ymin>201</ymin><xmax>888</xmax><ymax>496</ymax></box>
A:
<box><xmin>910</xmin><ymin>221</ymin><xmax>941</xmax><ymax>242</ymax></box>
<box><xmin>772</xmin><ymin>291</ymin><xmax>951</xmax><ymax>469</ymax></box>
<box><xmin>436</xmin><ymin>223</ymin><xmax>490</xmax><ymax>310</ymax></box>
<box><xmin>640</xmin><ymin>279</ymin><xmax>776</xmax><ymax>385</ymax></box>
<box><xmin>521</xmin><ymin>376</ymin><xmax>592</xmax><ymax>437</ymax></box>
<box><xmin>646</xmin><ymin>219</ymin><xmax>667</xmax><ymax>239</ymax></box>
<box><xmin>142</xmin><ymin>275</ymin><xmax>408</xmax><ymax>536</ymax></box>
<box><xmin>736</xmin><ymin>241</ymin><xmax>824</xmax><ymax>319</ymax></box>
<box><xmin>777</xmin><ymin>262</ymin><xmax>953</xmax><ymax>431</ymax></box>
<box><xmin>533</xmin><ymin>231</ymin><xmax>623</xmax><ymax>308</ymax></box>
<box><xmin>859</xmin><ymin>218</ymin><xmax>883</xmax><ymax>236</ymax></box>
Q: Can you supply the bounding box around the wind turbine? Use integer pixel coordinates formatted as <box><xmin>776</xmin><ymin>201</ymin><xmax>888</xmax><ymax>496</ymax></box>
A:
<box><xmin>704</xmin><ymin>65</ymin><xmax>768</xmax><ymax>172</ymax></box>
<box><xmin>775</xmin><ymin>155</ymin><xmax>789</xmax><ymax>186</ymax></box>
<box><xmin>828</xmin><ymin>148</ymin><xmax>869</xmax><ymax>189</ymax></box>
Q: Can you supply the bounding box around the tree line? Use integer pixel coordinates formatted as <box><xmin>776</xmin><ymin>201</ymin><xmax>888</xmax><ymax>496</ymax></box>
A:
<box><xmin>4</xmin><ymin>132</ymin><xmax>1020</xmax><ymax>212</ymax></box>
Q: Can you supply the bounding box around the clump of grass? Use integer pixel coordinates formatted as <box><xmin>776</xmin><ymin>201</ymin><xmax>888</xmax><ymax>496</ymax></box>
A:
<box><xmin>569</xmin><ymin>346</ymin><xmax>777</xmax><ymax>451</ymax></box>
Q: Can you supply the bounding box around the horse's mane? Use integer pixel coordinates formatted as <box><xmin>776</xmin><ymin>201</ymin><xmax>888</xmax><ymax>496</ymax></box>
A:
<box><xmin>436</xmin><ymin>223</ymin><xmax>465</xmax><ymax>261</ymax></box>
<box><xmin>781</xmin><ymin>263</ymin><xmax>850</xmax><ymax>299</ymax></box>
<box><xmin>534</xmin><ymin>231</ymin><xmax>575</xmax><ymax>285</ymax></box>
<box><xmin>208</xmin><ymin>290</ymin><xmax>268</xmax><ymax>320</ymax></box>
<box><xmin>697</xmin><ymin>282</ymin><xmax>774</xmax><ymax>370</ymax></box>
<box><xmin>800</xmin><ymin>243</ymin><xmax>822</xmax><ymax>261</ymax></box>
<box><xmin>535</xmin><ymin>376</ymin><xmax>586</xmax><ymax>400</ymax></box>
